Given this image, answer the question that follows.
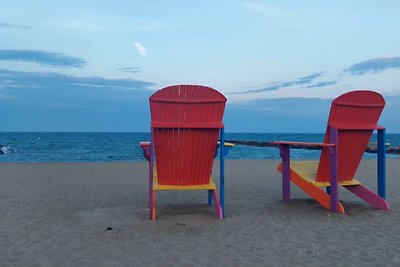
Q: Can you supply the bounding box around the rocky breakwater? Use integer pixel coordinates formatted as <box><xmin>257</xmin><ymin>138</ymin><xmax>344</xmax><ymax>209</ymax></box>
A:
<box><xmin>225</xmin><ymin>140</ymin><xmax>400</xmax><ymax>155</ymax></box>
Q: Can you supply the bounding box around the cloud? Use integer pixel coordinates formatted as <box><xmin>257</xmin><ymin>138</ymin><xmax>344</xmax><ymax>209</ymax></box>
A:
<box><xmin>0</xmin><ymin>49</ymin><xmax>86</xmax><ymax>68</ymax></box>
<box><xmin>0</xmin><ymin>68</ymin><xmax>156</xmax><ymax>131</ymax></box>
<box><xmin>344</xmin><ymin>57</ymin><xmax>400</xmax><ymax>75</ymax></box>
<box><xmin>0</xmin><ymin>22</ymin><xmax>30</xmax><ymax>29</ymax></box>
<box><xmin>134</xmin><ymin>42</ymin><xmax>147</xmax><ymax>56</ymax></box>
<box><xmin>231</xmin><ymin>72</ymin><xmax>324</xmax><ymax>94</ymax></box>
<box><xmin>0</xmin><ymin>69</ymin><xmax>155</xmax><ymax>91</ymax></box>
<box><xmin>118</xmin><ymin>67</ymin><xmax>141</xmax><ymax>73</ymax></box>
<box><xmin>297</xmin><ymin>72</ymin><xmax>324</xmax><ymax>82</ymax></box>
<box><xmin>307</xmin><ymin>81</ymin><xmax>337</xmax><ymax>88</ymax></box>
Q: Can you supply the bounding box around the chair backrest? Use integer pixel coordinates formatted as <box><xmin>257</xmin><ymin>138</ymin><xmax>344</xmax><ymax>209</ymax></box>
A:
<box><xmin>316</xmin><ymin>90</ymin><xmax>385</xmax><ymax>183</ymax></box>
<box><xmin>150</xmin><ymin>85</ymin><xmax>227</xmax><ymax>185</ymax></box>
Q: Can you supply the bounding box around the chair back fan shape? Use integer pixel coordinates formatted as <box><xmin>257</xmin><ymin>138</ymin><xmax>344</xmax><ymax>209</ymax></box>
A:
<box><xmin>150</xmin><ymin>85</ymin><xmax>226</xmax><ymax>186</ymax></box>
<box><xmin>316</xmin><ymin>91</ymin><xmax>385</xmax><ymax>183</ymax></box>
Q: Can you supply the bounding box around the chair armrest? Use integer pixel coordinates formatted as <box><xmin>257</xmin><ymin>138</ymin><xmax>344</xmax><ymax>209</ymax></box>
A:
<box><xmin>140</xmin><ymin>141</ymin><xmax>151</xmax><ymax>162</ymax></box>
<box><xmin>140</xmin><ymin>141</ymin><xmax>150</xmax><ymax>147</ymax></box>
<box><xmin>330</xmin><ymin>124</ymin><xmax>385</xmax><ymax>131</ymax></box>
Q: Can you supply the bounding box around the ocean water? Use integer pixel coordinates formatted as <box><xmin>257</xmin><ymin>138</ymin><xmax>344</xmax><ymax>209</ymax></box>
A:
<box><xmin>0</xmin><ymin>132</ymin><xmax>399</xmax><ymax>163</ymax></box>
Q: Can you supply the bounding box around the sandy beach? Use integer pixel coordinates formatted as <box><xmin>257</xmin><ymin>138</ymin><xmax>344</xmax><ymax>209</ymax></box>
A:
<box><xmin>1</xmin><ymin>159</ymin><xmax>399</xmax><ymax>266</ymax></box>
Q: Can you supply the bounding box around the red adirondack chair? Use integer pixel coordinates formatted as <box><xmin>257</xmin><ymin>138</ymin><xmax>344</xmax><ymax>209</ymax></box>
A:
<box><xmin>140</xmin><ymin>85</ymin><xmax>227</xmax><ymax>220</ymax></box>
<box><xmin>275</xmin><ymin>90</ymin><xmax>389</xmax><ymax>213</ymax></box>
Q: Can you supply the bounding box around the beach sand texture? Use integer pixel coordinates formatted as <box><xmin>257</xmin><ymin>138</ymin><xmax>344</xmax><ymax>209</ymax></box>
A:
<box><xmin>1</xmin><ymin>159</ymin><xmax>399</xmax><ymax>266</ymax></box>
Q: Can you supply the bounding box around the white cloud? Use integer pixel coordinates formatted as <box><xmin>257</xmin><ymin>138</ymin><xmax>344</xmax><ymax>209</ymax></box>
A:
<box><xmin>134</xmin><ymin>42</ymin><xmax>147</xmax><ymax>56</ymax></box>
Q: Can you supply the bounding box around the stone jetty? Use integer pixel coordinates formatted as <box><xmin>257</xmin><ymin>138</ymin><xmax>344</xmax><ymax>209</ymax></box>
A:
<box><xmin>225</xmin><ymin>140</ymin><xmax>400</xmax><ymax>155</ymax></box>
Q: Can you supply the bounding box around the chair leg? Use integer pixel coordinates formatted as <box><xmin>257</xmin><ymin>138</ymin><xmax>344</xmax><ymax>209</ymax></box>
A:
<box><xmin>151</xmin><ymin>190</ymin><xmax>156</xmax><ymax>221</ymax></box>
<box><xmin>277</xmin><ymin>146</ymin><xmax>291</xmax><ymax>201</ymax></box>
<box><xmin>344</xmin><ymin>185</ymin><xmax>389</xmax><ymax>210</ymax></box>
<box><xmin>212</xmin><ymin>190</ymin><xmax>223</xmax><ymax>219</ymax></box>
<box><xmin>208</xmin><ymin>190</ymin><xmax>213</xmax><ymax>206</ymax></box>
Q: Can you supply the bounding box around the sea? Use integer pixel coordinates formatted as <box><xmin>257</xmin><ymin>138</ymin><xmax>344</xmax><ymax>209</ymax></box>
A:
<box><xmin>0</xmin><ymin>132</ymin><xmax>399</xmax><ymax>163</ymax></box>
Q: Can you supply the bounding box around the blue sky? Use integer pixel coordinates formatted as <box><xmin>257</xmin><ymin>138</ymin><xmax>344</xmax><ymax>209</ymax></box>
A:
<box><xmin>1</xmin><ymin>1</ymin><xmax>400</xmax><ymax>132</ymax></box>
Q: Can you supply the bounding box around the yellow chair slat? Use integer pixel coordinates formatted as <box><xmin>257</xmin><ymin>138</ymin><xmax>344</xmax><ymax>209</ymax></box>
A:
<box><xmin>152</xmin><ymin>166</ymin><xmax>216</xmax><ymax>191</ymax></box>
<box><xmin>290</xmin><ymin>161</ymin><xmax>361</xmax><ymax>187</ymax></box>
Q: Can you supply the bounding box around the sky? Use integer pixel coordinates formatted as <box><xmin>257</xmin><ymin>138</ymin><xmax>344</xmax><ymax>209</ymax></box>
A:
<box><xmin>0</xmin><ymin>0</ymin><xmax>400</xmax><ymax>133</ymax></box>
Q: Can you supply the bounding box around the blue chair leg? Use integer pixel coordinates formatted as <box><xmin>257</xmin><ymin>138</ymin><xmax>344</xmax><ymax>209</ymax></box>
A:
<box><xmin>377</xmin><ymin>128</ymin><xmax>386</xmax><ymax>199</ymax></box>
<box><xmin>220</xmin><ymin>128</ymin><xmax>225</xmax><ymax>217</ymax></box>
<box><xmin>326</xmin><ymin>186</ymin><xmax>331</xmax><ymax>195</ymax></box>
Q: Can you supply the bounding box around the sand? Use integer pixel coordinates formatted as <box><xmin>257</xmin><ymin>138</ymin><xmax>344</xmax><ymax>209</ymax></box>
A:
<box><xmin>1</xmin><ymin>159</ymin><xmax>400</xmax><ymax>266</ymax></box>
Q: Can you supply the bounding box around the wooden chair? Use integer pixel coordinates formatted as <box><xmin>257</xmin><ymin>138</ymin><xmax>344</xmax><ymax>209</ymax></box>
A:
<box><xmin>275</xmin><ymin>90</ymin><xmax>389</xmax><ymax>213</ymax></box>
<box><xmin>140</xmin><ymin>85</ymin><xmax>228</xmax><ymax>220</ymax></box>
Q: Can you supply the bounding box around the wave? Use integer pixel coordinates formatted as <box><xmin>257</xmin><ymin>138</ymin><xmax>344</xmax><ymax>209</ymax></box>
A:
<box><xmin>0</xmin><ymin>145</ymin><xmax>17</xmax><ymax>154</ymax></box>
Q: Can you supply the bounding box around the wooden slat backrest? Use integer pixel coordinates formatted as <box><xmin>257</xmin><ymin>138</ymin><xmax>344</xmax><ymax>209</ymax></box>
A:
<box><xmin>150</xmin><ymin>85</ymin><xmax>227</xmax><ymax>185</ymax></box>
<box><xmin>316</xmin><ymin>91</ymin><xmax>385</xmax><ymax>182</ymax></box>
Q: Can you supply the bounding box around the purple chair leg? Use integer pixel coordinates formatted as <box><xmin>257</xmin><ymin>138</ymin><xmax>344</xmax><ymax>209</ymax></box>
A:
<box><xmin>141</xmin><ymin>145</ymin><xmax>151</xmax><ymax>162</ymax></box>
<box><xmin>278</xmin><ymin>144</ymin><xmax>291</xmax><ymax>201</ymax></box>
<box><xmin>329</xmin><ymin>127</ymin><xmax>339</xmax><ymax>212</ymax></box>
